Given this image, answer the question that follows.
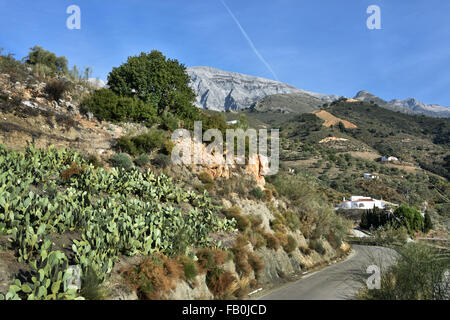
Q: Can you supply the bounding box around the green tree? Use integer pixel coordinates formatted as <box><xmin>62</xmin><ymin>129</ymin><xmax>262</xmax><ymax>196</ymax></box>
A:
<box><xmin>107</xmin><ymin>50</ymin><xmax>197</xmax><ymax>119</ymax></box>
<box><xmin>423</xmin><ymin>212</ymin><xmax>433</xmax><ymax>233</ymax></box>
<box><xmin>24</xmin><ymin>46</ymin><xmax>68</xmax><ymax>74</ymax></box>
<box><xmin>392</xmin><ymin>205</ymin><xmax>425</xmax><ymax>235</ymax></box>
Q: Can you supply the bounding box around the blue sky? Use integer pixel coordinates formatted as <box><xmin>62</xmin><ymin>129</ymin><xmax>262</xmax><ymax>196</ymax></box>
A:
<box><xmin>1</xmin><ymin>0</ymin><xmax>450</xmax><ymax>106</ymax></box>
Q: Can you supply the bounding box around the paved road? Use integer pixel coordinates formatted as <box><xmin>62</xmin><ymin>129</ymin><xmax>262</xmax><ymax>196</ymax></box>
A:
<box><xmin>257</xmin><ymin>245</ymin><xmax>398</xmax><ymax>300</ymax></box>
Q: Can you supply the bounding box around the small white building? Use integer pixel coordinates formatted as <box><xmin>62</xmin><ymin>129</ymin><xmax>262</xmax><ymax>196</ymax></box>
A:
<box><xmin>381</xmin><ymin>156</ymin><xmax>399</xmax><ymax>162</ymax></box>
<box><xmin>363</xmin><ymin>173</ymin><xmax>379</xmax><ymax>179</ymax></box>
<box><xmin>340</xmin><ymin>196</ymin><xmax>385</xmax><ymax>210</ymax></box>
<box><xmin>226</xmin><ymin>120</ymin><xmax>238</xmax><ymax>125</ymax></box>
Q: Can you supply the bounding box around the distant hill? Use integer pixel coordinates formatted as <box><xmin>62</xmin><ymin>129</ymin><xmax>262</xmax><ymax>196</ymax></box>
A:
<box><xmin>251</xmin><ymin>92</ymin><xmax>322</xmax><ymax>114</ymax></box>
<box><xmin>354</xmin><ymin>90</ymin><xmax>450</xmax><ymax>118</ymax></box>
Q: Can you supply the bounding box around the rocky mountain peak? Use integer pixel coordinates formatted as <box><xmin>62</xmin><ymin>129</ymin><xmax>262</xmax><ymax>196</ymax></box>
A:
<box><xmin>186</xmin><ymin>66</ymin><xmax>338</xmax><ymax>111</ymax></box>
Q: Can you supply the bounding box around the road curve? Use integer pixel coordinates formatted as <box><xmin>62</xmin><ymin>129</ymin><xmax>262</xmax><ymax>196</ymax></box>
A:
<box><xmin>257</xmin><ymin>245</ymin><xmax>398</xmax><ymax>300</ymax></box>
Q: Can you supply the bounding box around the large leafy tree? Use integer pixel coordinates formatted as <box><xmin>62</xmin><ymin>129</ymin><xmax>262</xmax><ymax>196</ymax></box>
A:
<box><xmin>107</xmin><ymin>50</ymin><xmax>197</xmax><ymax>118</ymax></box>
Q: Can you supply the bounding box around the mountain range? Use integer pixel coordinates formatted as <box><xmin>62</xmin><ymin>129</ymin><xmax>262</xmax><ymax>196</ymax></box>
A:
<box><xmin>186</xmin><ymin>66</ymin><xmax>338</xmax><ymax>112</ymax></box>
<box><xmin>354</xmin><ymin>90</ymin><xmax>450</xmax><ymax>118</ymax></box>
<box><xmin>187</xmin><ymin>66</ymin><xmax>450</xmax><ymax>118</ymax></box>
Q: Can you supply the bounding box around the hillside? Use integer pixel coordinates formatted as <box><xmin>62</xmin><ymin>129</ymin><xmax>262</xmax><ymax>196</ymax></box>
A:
<box><xmin>235</xmin><ymin>98</ymin><xmax>450</xmax><ymax>230</ymax></box>
<box><xmin>311</xmin><ymin>110</ymin><xmax>357</xmax><ymax>129</ymax></box>
<box><xmin>324</xmin><ymin>98</ymin><xmax>450</xmax><ymax>179</ymax></box>
<box><xmin>0</xmin><ymin>48</ymin><xmax>352</xmax><ymax>301</ymax></box>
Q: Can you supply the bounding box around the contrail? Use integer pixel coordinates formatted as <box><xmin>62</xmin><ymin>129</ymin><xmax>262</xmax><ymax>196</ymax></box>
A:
<box><xmin>220</xmin><ymin>0</ymin><xmax>279</xmax><ymax>81</ymax></box>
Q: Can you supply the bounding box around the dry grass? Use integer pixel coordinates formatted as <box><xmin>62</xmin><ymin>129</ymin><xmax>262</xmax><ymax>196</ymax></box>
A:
<box><xmin>247</xmin><ymin>229</ymin><xmax>266</xmax><ymax>250</ymax></box>
<box><xmin>247</xmin><ymin>252</ymin><xmax>264</xmax><ymax>276</ymax></box>
<box><xmin>61</xmin><ymin>162</ymin><xmax>84</xmax><ymax>181</ymax></box>
<box><xmin>223</xmin><ymin>207</ymin><xmax>250</xmax><ymax>231</ymax></box>
<box><xmin>120</xmin><ymin>253</ymin><xmax>183</xmax><ymax>300</ymax></box>
<box><xmin>206</xmin><ymin>268</ymin><xmax>237</xmax><ymax>298</ymax></box>
<box><xmin>231</xmin><ymin>236</ymin><xmax>253</xmax><ymax>276</ymax></box>
<box><xmin>196</xmin><ymin>248</ymin><xmax>227</xmax><ymax>274</ymax></box>
<box><xmin>263</xmin><ymin>233</ymin><xmax>280</xmax><ymax>250</ymax></box>
<box><xmin>232</xmin><ymin>276</ymin><xmax>252</xmax><ymax>299</ymax></box>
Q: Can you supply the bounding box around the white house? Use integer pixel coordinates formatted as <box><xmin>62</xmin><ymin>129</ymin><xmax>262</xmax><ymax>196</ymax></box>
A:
<box><xmin>226</xmin><ymin>120</ymin><xmax>238</xmax><ymax>125</ymax></box>
<box><xmin>339</xmin><ymin>196</ymin><xmax>385</xmax><ymax>210</ymax></box>
<box><xmin>381</xmin><ymin>156</ymin><xmax>399</xmax><ymax>162</ymax></box>
<box><xmin>363</xmin><ymin>173</ymin><xmax>379</xmax><ymax>179</ymax></box>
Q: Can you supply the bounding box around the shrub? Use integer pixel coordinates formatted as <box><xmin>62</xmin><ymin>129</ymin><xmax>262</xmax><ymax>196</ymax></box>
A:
<box><xmin>251</xmin><ymin>187</ymin><xmax>264</xmax><ymax>200</ymax></box>
<box><xmin>283</xmin><ymin>210</ymin><xmax>301</xmax><ymax>231</ymax></box>
<box><xmin>310</xmin><ymin>239</ymin><xmax>326</xmax><ymax>255</ymax></box>
<box><xmin>25</xmin><ymin>46</ymin><xmax>68</xmax><ymax>74</ymax></box>
<box><xmin>198</xmin><ymin>171</ymin><xmax>214</xmax><ymax>185</ymax></box>
<box><xmin>222</xmin><ymin>207</ymin><xmax>249</xmax><ymax>231</ymax></box>
<box><xmin>179</xmin><ymin>256</ymin><xmax>198</xmax><ymax>281</ymax></box>
<box><xmin>61</xmin><ymin>162</ymin><xmax>83</xmax><ymax>181</ymax></box>
<box><xmin>392</xmin><ymin>205</ymin><xmax>425</xmax><ymax>235</ymax></box>
<box><xmin>299</xmin><ymin>246</ymin><xmax>311</xmax><ymax>255</ymax></box>
<box><xmin>117</xmin><ymin>129</ymin><xmax>167</xmax><ymax>156</ymax></box>
<box><xmin>45</xmin><ymin>79</ymin><xmax>71</xmax><ymax>101</ymax></box>
<box><xmin>86</xmin><ymin>154</ymin><xmax>102</xmax><ymax>168</ymax></box>
<box><xmin>80</xmin><ymin>89</ymin><xmax>157</xmax><ymax>124</ymax></box>
<box><xmin>132</xmin><ymin>130</ymin><xmax>167</xmax><ymax>153</ymax></box>
<box><xmin>116</xmin><ymin>136</ymin><xmax>138</xmax><ymax>155</ymax></box>
<box><xmin>163</xmin><ymin>140</ymin><xmax>175</xmax><ymax>155</ymax></box>
<box><xmin>283</xmin><ymin>235</ymin><xmax>298</xmax><ymax>254</ymax></box>
<box><xmin>270</xmin><ymin>214</ymin><xmax>288</xmax><ymax>233</ymax></box>
<box><xmin>80</xmin><ymin>266</ymin><xmax>105</xmax><ymax>300</ymax></box>
<box><xmin>122</xmin><ymin>254</ymin><xmax>183</xmax><ymax>300</ymax></box>
<box><xmin>110</xmin><ymin>153</ymin><xmax>133</xmax><ymax>171</ymax></box>
<box><xmin>274</xmin><ymin>232</ymin><xmax>288</xmax><ymax>250</ymax></box>
<box><xmin>80</xmin><ymin>89</ymin><xmax>118</xmax><ymax>121</ymax></box>
<box><xmin>235</xmin><ymin>215</ymin><xmax>250</xmax><ymax>232</ymax></box>
<box><xmin>423</xmin><ymin>212</ymin><xmax>433</xmax><ymax>233</ymax></box>
<box><xmin>230</xmin><ymin>236</ymin><xmax>253</xmax><ymax>276</ymax></box>
<box><xmin>196</xmin><ymin>248</ymin><xmax>226</xmax><ymax>273</ymax></box>
<box><xmin>247</xmin><ymin>230</ymin><xmax>266</xmax><ymax>249</ymax></box>
<box><xmin>232</xmin><ymin>247</ymin><xmax>252</xmax><ymax>277</ymax></box>
<box><xmin>264</xmin><ymin>233</ymin><xmax>280</xmax><ymax>250</ymax></box>
<box><xmin>134</xmin><ymin>154</ymin><xmax>150</xmax><ymax>167</ymax></box>
<box><xmin>152</xmin><ymin>154</ymin><xmax>171</xmax><ymax>168</ymax></box>
<box><xmin>263</xmin><ymin>189</ymin><xmax>273</xmax><ymax>201</ymax></box>
<box><xmin>0</xmin><ymin>50</ymin><xmax>28</xmax><ymax>82</ymax></box>
<box><xmin>248</xmin><ymin>215</ymin><xmax>263</xmax><ymax>230</ymax></box>
<box><xmin>223</xmin><ymin>207</ymin><xmax>242</xmax><ymax>218</ymax></box>
<box><xmin>206</xmin><ymin>267</ymin><xmax>236</xmax><ymax>298</ymax></box>
<box><xmin>247</xmin><ymin>252</ymin><xmax>264</xmax><ymax>276</ymax></box>
<box><xmin>374</xmin><ymin>224</ymin><xmax>408</xmax><ymax>245</ymax></box>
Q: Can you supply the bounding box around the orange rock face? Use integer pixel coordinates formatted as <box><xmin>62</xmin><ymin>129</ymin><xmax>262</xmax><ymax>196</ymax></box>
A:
<box><xmin>172</xmin><ymin>138</ymin><xmax>268</xmax><ymax>188</ymax></box>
